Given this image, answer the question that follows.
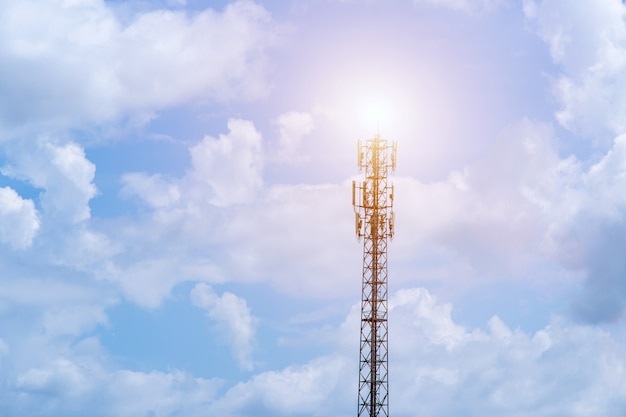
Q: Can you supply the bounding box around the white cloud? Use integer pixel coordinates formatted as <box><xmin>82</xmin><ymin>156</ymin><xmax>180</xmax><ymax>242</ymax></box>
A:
<box><xmin>544</xmin><ymin>133</ymin><xmax>626</xmax><ymax>322</ymax></box>
<box><xmin>9</xmin><ymin>349</ymin><xmax>221</xmax><ymax>417</ymax></box>
<box><xmin>0</xmin><ymin>135</ymin><xmax>121</xmax><ymax>273</ymax></box>
<box><xmin>0</xmin><ymin>276</ymin><xmax>116</xmax><ymax>379</ymax></box>
<box><xmin>106</xmin><ymin>369</ymin><xmax>219</xmax><ymax>417</ymax></box>
<box><xmin>120</xmin><ymin>172</ymin><xmax>181</xmax><ymax>208</ymax></box>
<box><xmin>0</xmin><ymin>0</ymin><xmax>277</xmax><ymax>131</ymax></box>
<box><xmin>388</xmin><ymin>289</ymin><xmax>626</xmax><ymax>416</ymax></box>
<box><xmin>221</xmin><ymin>181</ymin><xmax>359</xmax><ymax>296</ymax></box>
<box><xmin>16</xmin><ymin>359</ymin><xmax>92</xmax><ymax>397</ymax></box>
<box><xmin>273</xmin><ymin>111</ymin><xmax>314</xmax><ymax>162</ymax></box>
<box><xmin>522</xmin><ymin>0</ymin><xmax>626</xmax><ymax>319</ymax></box>
<box><xmin>90</xmin><ymin>119</ymin><xmax>264</xmax><ymax>308</ymax></box>
<box><xmin>524</xmin><ymin>0</ymin><xmax>626</xmax><ymax>138</ymax></box>
<box><xmin>391</xmin><ymin>118</ymin><xmax>574</xmax><ymax>288</ymax></box>
<box><xmin>11</xmin><ymin>2</ymin><xmax>626</xmax><ymax>416</ymax></box>
<box><xmin>188</xmin><ymin>119</ymin><xmax>264</xmax><ymax>206</ymax></box>
<box><xmin>41</xmin><ymin>304</ymin><xmax>108</xmax><ymax>338</ymax></box>
<box><xmin>391</xmin><ymin>288</ymin><xmax>466</xmax><ymax>351</ymax></box>
<box><xmin>191</xmin><ymin>283</ymin><xmax>256</xmax><ymax>371</ymax></box>
<box><xmin>387</xmin><ymin>117</ymin><xmax>626</xmax><ymax>322</ymax></box>
<box><xmin>0</xmin><ymin>277</ymin><xmax>111</xmax><ymax>312</ymax></box>
<box><xmin>210</xmin><ymin>355</ymin><xmax>352</xmax><ymax>416</ymax></box>
<box><xmin>3</xmin><ymin>281</ymin><xmax>626</xmax><ymax>417</ymax></box>
<box><xmin>112</xmin><ymin>118</ymin><xmax>575</xmax><ymax>303</ymax></box>
<box><xmin>103</xmin><ymin>258</ymin><xmax>221</xmax><ymax>309</ymax></box>
<box><xmin>2</xmin><ymin>136</ymin><xmax>96</xmax><ymax>223</ymax></box>
<box><xmin>0</xmin><ymin>186</ymin><xmax>39</xmax><ymax>249</ymax></box>
<box><xmin>203</xmin><ymin>287</ymin><xmax>626</xmax><ymax>417</ymax></box>
<box><xmin>109</xmin><ymin>118</ymin><xmax>358</xmax><ymax>309</ymax></box>
<box><xmin>108</xmin><ymin>111</ymin><xmax>626</xmax><ymax>327</ymax></box>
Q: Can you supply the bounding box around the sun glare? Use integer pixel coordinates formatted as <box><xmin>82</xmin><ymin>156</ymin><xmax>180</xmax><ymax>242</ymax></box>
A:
<box><xmin>315</xmin><ymin>61</ymin><xmax>426</xmax><ymax>147</ymax></box>
<box><xmin>358</xmin><ymin>99</ymin><xmax>391</xmax><ymax>133</ymax></box>
<box><xmin>351</xmin><ymin>90</ymin><xmax>410</xmax><ymax>141</ymax></box>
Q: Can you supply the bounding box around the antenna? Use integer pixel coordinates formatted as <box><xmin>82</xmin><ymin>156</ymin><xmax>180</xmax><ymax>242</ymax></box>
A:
<box><xmin>353</xmin><ymin>135</ymin><xmax>396</xmax><ymax>417</ymax></box>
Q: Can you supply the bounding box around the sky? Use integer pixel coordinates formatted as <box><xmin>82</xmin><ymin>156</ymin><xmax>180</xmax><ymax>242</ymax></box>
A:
<box><xmin>2</xmin><ymin>0</ymin><xmax>626</xmax><ymax>415</ymax></box>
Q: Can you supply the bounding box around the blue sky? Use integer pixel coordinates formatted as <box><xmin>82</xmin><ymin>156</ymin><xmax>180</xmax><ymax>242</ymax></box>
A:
<box><xmin>1</xmin><ymin>0</ymin><xmax>626</xmax><ymax>415</ymax></box>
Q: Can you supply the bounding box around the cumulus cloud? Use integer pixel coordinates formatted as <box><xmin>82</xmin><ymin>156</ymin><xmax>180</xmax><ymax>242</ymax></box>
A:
<box><xmin>113</xmin><ymin>119</ymin><xmax>361</xmax><ymax>311</ymax></box>
<box><xmin>107</xmin><ymin>261</ymin><xmax>171</xmax><ymax>309</ymax></box>
<box><xmin>191</xmin><ymin>283</ymin><xmax>256</xmax><ymax>371</ymax></box>
<box><xmin>122</xmin><ymin>120</ymin><xmax>564</xmax><ymax>302</ymax></box>
<box><xmin>0</xmin><ymin>276</ymin><xmax>111</xmax><ymax>314</ymax></box>
<box><xmin>106</xmin><ymin>369</ymin><xmax>219</xmax><ymax>417</ymax></box>
<box><xmin>2</xmin><ymin>136</ymin><xmax>96</xmax><ymax>223</ymax></box>
<box><xmin>97</xmin><ymin>119</ymin><xmax>265</xmax><ymax>308</ymax></box>
<box><xmin>112</xmin><ymin>111</ymin><xmax>626</xmax><ymax>327</ymax></box>
<box><xmin>92</xmin><ymin>247</ymin><xmax>222</xmax><ymax>308</ymax></box>
<box><xmin>391</xmin><ymin>118</ymin><xmax>575</xmax><ymax>286</ymax></box>
<box><xmin>205</xmin><ymin>287</ymin><xmax>626</xmax><ymax>417</ymax></box>
<box><xmin>273</xmin><ymin>111</ymin><xmax>314</xmax><ymax>162</ymax></box>
<box><xmin>9</xmin><ymin>351</ymin><xmax>220</xmax><ymax>417</ymax></box>
<box><xmin>518</xmin><ymin>0</ymin><xmax>626</xmax><ymax>322</ymax></box>
<box><xmin>348</xmin><ymin>114</ymin><xmax>626</xmax><ymax>325</ymax></box>
<box><xmin>12</xmin><ymin>2</ymin><xmax>626</xmax><ymax>416</ymax></box>
<box><xmin>210</xmin><ymin>355</ymin><xmax>352</xmax><ymax>416</ymax></box>
<box><xmin>120</xmin><ymin>177</ymin><xmax>359</xmax><ymax>300</ymax></box>
<box><xmin>543</xmin><ymin>133</ymin><xmax>626</xmax><ymax>322</ymax></box>
<box><xmin>0</xmin><ymin>186</ymin><xmax>39</xmax><ymax>249</ymax></box>
<box><xmin>0</xmin><ymin>0</ymin><xmax>276</xmax><ymax>131</ymax></box>
<box><xmin>4</xmin><ymin>283</ymin><xmax>626</xmax><ymax>417</ymax></box>
<box><xmin>16</xmin><ymin>358</ymin><xmax>92</xmax><ymax>398</ymax></box>
<box><xmin>41</xmin><ymin>304</ymin><xmax>109</xmax><ymax>338</ymax></box>
<box><xmin>391</xmin><ymin>288</ymin><xmax>466</xmax><ymax>351</ymax></box>
<box><xmin>115</xmin><ymin>118</ymin><xmax>573</xmax><ymax>302</ymax></box>
<box><xmin>0</xmin><ymin>135</ymin><xmax>120</xmax><ymax>270</ymax></box>
<box><xmin>387</xmin><ymin>116</ymin><xmax>626</xmax><ymax>323</ymax></box>
<box><xmin>188</xmin><ymin>119</ymin><xmax>264</xmax><ymax>206</ymax></box>
<box><xmin>524</xmin><ymin>0</ymin><xmax>626</xmax><ymax>139</ymax></box>
<box><xmin>120</xmin><ymin>172</ymin><xmax>181</xmax><ymax>208</ymax></box>
<box><xmin>0</xmin><ymin>275</ymin><xmax>116</xmax><ymax>381</ymax></box>
<box><xmin>390</xmin><ymin>289</ymin><xmax>626</xmax><ymax>416</ymax></box>
<box><xmin>122</xmin><ymin>119</ymin><xmax>262</xmax><ymax>212</ymax></box>
<box><xmin>222</xmin><ymin>182</ymin><xmax>359</xmax><ymax>296</ymax></box>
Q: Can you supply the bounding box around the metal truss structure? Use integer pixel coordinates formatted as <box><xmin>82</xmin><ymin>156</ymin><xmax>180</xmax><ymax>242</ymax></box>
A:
<box><xmin>352</xmin><ymin>134</ymin><xmax>397</xmax><ymax>417</ymax></box>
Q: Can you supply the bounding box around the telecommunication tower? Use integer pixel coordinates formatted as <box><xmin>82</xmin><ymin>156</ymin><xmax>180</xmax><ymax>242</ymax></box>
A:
<box><xmin>352</xmin><ymin>134</ymin><xmax>397</xmax><ymax>417</ymax></box>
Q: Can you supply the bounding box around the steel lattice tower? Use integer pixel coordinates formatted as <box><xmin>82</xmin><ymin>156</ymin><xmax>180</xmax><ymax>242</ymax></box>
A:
<box><xmin>352</xmin><ymin>134</ymin><xmax>397</xmax><ymax>417</ymax></box>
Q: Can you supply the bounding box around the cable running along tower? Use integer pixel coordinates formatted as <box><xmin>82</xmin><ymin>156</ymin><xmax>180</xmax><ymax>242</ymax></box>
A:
<box><xmin>352</xmin><ymin>134</ymin><xmax>397</xmax><ymax>417</ymax></box>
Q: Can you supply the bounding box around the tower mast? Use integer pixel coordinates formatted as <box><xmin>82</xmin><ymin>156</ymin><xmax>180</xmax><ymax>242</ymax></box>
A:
<box><xmin>353</xmin><ymin>134</ymin><xmax>397</xmax><ymax>417</ymax></box>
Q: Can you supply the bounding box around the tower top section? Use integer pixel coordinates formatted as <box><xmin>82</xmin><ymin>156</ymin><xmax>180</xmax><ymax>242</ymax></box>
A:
<box><xmin>352</xmin><ymin>134</ymin><xmax>397</xmax><ymax>241</ymax></box>
<box><xmin>357</xmin><ymin>134</ymin><xmax>397</xmax><ymax>174</ymax></box>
